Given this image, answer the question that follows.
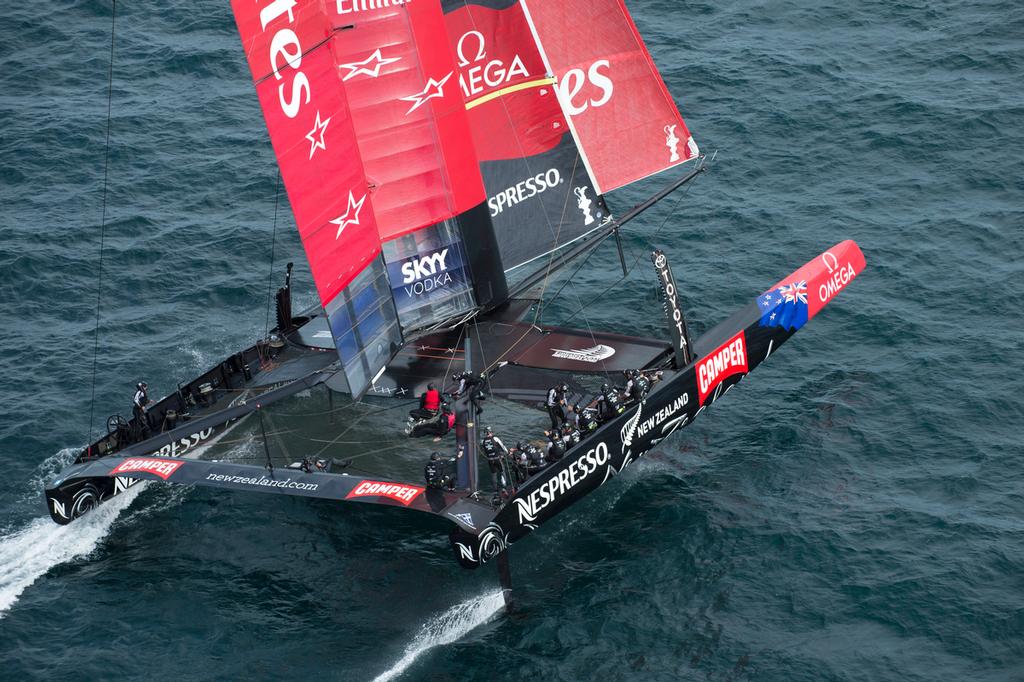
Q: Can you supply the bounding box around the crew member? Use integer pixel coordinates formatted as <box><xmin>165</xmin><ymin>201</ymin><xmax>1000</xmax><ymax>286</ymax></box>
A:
<box><xmin>545</xmin><ymin>383</ymin><xmax>568</xmax><ymax>430</ymax></box>
<box><xmin>561</xmin><ymin>420</ymin><xmax>582</xmax><ymax>448</ymax></box>
<box><xmin>623</xmin><ymin>370</ymin><xmax>637</xmax><ymax>400</ymax></box>
<box><xmin>523</xmin><ymin>441</ymin><xmax>546</xmax><ymax>474</ymax></box>
<box><xmin>410</xmin><ymin>383</ymin><xmax>442</xmax><ymax>420</ymax></box>
<box><xmin>544</xmin><ymin>431</ymin><xmax>566</xmax><ymax>464</ymax></box>
<box><xmin>580</xmin><ymin>406</ymin><xmax>600</xmax><ymax>432</ymax></box>
<box><xmin>424</xmin><ymin>452</ymin><xmax>456</xmax><ymax>490</ymax></box>
<box><xmin>630</xmin><ymin>371</ymin><xmax>651</xmax><ymax>401</ymax></box>
<box><xmin>480</xmin><ymin>426</ymin><xmax>509</xmax><ymax>489</ymax></box>
<box><xmin>132</xmin><ymin>381</ymin><xmax>151</xmax><ymax>437</ymax></box>
<box><xmin>509</xmin><ymin>442</ymin><xmax>530</xmax><ymax>484</ymax></box>
<box><xmin>597</xmin><ymin>383</ymin><xmax>624</xmax><ymax>422</ymax></box>
<box><xmin>564</xmin><ymin>403</ymin><xmax>581</xmax><ymax>430</ymax></box>
<box><xmin>408</xmin><ymin>403</ymin><xmax>454</xmax><ymax>441</ymax></box>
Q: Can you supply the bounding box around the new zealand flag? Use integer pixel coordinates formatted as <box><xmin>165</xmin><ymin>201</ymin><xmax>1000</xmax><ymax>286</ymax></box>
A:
<box><xmin>757</xmin><ymin>280</ymin><xmax>808</xmax><ymax>331</ymax></box>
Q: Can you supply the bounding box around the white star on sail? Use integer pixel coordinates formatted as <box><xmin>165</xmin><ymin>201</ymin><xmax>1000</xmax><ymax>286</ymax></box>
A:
<box><xmin>339</xmin><ymin>49</ymin><xmax>401</xmax><ymax>81</ymax></box>
<box><xmin>305</xmin><ymin>111</ymin><xmax>331</xmax><ymax>160</ymax></box>
<box><xmin>400</xmin><ymin>72</ymin><xmax>453</xmax><ymax>115</ymax></box>
<box><xmin>330</xmin><ymin>191</ymin><xmax>366</xmax><ymax>239</ymax></box>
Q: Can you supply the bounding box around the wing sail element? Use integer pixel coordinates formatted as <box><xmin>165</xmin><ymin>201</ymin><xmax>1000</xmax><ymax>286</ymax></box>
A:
<box><xmin>441</xmin><ymin>0</ymin><xmax>611</xmax><ymax>282</ymax></box>
<box><xmin>231</xmin><ymin>0</ymin><xmax>501</xmax><ymax>394</ymax></box>
<box><xmin>521</xmin><ymin>0</ymin><xmax>699</xmax><ymax>194</ymax></box>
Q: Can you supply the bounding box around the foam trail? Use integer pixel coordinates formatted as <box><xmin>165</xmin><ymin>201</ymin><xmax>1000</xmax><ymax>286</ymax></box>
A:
<box><xmin>372</xmin><ymin>590</ymin><xmax>505</xmax><ymax>682</ymax></box>
<box><xmin>0</xmin><ymin>482</ymin><xmax>145</xmax><ymax>617</ymax></box>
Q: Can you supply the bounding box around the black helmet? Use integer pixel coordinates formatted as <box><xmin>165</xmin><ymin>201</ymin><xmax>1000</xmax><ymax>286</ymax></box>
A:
<box><xmin>430</xmin><ymin>452</ymin><xmax>441</xmax><ymax>461</ymax></box>
<box><xmin>427</xmin><ymin>382</ymin><xmax>436</xmax><ymax>391</ymax></box>
<box><xmin>572</xmin><ymin>403</ymin><xmax>581</xmax><ymax>412</ymax></box>
<box><xmin>560</xmin><ymin>383</ymin><xmax>569</xmax><ymax>392</ymax></box>
<box><xmin>137</xmin><ymin>381</ymin><xmax>147</xmax><ymax>390</ymax></box>
<box><xmin>484</xmin><ymin>426</ymin><xmax>493</xmax><ymax>434</ymax></box>
<box><xmin>601</xmin><ymin>383</ymin><xmax>610</xmax><ymax>393</ymax></box>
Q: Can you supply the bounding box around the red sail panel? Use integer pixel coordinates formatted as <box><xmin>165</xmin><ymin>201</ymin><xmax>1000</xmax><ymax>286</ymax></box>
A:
<box><xmin>441</xmin><ymin>0</ymin><xmax>611</xmax><ymax>275</ymax></box>
<box><xmin>521</xmin><ymin>0</ymin><xmax>699</xmax><ymax>194</ymax></box>
<box><xmin>324</xmin><ymin>1</ymin><xmax>485</xmax><ymax>242</ymax></box>
<box><xmin>232</xmin><ymin>0</ymin><xmax>379</xmax><ymax>306</ymax></box>
<box><xmin>445</xmin><ymin>3</ymin><xmax>564</xmax><ymax>163</ymax></box>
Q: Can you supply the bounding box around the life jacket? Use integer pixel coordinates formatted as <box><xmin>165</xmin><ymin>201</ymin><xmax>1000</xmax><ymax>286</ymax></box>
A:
<box><xmin>481</xmin><ymin>436</ymin><xmax>502</xmax><ymax>460</ymax></box>
<box><xmin>446</xmin><ymin>412</ymin><xmax>456</xmax><ymax>429</ymax></box>
<box><xmin>424</xmin><ymin>461</ymin><xmax>444</xmax><ymax>487</ymax></box>
<box><xmin>423</xmin><ymin>389</ymin><xmax>441</xmax><ymax>412</ymax></box>
<box><xmin>562</xmin><ymin>425</ymin><xmax>581</xmax><ymax>446</ymax></box>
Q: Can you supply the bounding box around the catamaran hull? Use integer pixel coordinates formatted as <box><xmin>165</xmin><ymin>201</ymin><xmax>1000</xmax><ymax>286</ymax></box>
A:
<box><xmin>449</xmin><ymin>240</ymin><xmax>866</xmax><ymax>568</ymax></box>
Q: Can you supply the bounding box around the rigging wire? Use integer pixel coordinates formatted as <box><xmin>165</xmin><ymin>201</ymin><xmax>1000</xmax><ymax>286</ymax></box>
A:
<box><xmin>87</xmin><ymin>0</ymin><xmax>118</xmax><ymax>445</ymax></box>
<box><xmin>558</xmin><ymin>171</ymin><xmax>701</xmax><ymax>328</ymax></box>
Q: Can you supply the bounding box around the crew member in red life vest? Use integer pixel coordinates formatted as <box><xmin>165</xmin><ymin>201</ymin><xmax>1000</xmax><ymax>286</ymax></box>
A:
<box><xmin>410</xmin><ymin>383</ymin><xmax>442</xmax><ymax>421</ymax></box>
<box><xmin>409</xmin><ymin>403</ymin><xmax>455</xmax><ymax>441</ymax></box>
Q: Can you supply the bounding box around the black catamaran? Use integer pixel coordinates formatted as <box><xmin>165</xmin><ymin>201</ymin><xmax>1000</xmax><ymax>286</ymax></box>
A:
<box><xmin>46</xmin><ymin>0</ymin><xmax>865</xmax><ymax>606</ymax></box>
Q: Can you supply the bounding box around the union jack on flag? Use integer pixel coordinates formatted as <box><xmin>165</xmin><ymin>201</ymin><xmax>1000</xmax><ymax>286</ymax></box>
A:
<box><xmin>757</xmin><ymin>280</ymin><xmax>809</xmax><ymax>331</ymax></box>
<box><xmin>780</xmin><ymin>280</ymin><xmax>807</xmax><ymax>304</ymax></box>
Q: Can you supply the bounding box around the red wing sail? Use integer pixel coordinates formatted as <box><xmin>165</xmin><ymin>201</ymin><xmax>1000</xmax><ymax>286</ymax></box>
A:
<box><xmin>326</xmin><ymin>1</ymin><xmax>485</xmax><ymax>241</ymax></box>
<box><xmin>521</xmin><ymin>0</ymin><xmax>699</xmax><ymax>194</ymax></box>
<box><xmin>232</xmin><ymin>1</ymin><xmax>495</xmax><ymax>395</ymax></box>
<box><xmin>232</xmin><ymin>0</ymin><xmax>380</xmax><ymax>305</ymax></box>
<box><xmin>442</xmin><ymin>0</ymin><xmax>611</xmax><ymax>279</ymax></box>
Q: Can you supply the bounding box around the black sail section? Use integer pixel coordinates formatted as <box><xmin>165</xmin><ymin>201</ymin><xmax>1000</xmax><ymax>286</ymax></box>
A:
<box><xmin>442</xmin><ymin>0</ymin><xmax>611</xmax><ymax>287</ymax></box>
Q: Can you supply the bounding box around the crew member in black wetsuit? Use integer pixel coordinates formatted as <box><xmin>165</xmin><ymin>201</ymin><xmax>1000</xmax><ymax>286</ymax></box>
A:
<box><xmin>597</xmin><ymin>382</ymin><xmax>624</xmax><ymax>422</ymax></box>
<box><xmin>561</xmin><ymin>419</ymin><xmax>582</xmax><ymax>448</ymax></box>
<box><xmin>508</xmin><ymin>441</ymin><xmax>529</xmax><ymax>483</ymax></box>
<box><xmin>480</xmin><ymin>427</ymin><xmax>509</xmax><ymax>489</ymax></box>
<box><xmin>544</xmin><ymin>430</ymin><xmax>566</xmax><ymax>464</ymax></box>
<box><xmin>523</xmin><ymin>441</ymin><xmax>545</xmax><ymax>473</ymax></box>
<box><xmin>424</xmin><ymin>452</ymin><xmax>456</xmax><ymax>490</ymax></box>
<box><xmin>623</xmin><ymin>370</ymin><xmax>637</xmax><ymax>400</ymax></box>
<box><xmin>132</xmin><ymin>382</ymin><xmax>151</xmax><ymax>437</ymax></box>
<box><xmin>630</xmin><ymin>371</ymin><xmax>651</xmax><ymax>401</ymax></box>
<box><xmin>545</xmin><ymin>383</ymin><xmax>568</xmax><ymax>430</ymax></box>
<box><xmin>579</xmin><ymin>405</ymin><xmax>600</xmax><ymax>433</ymax></box>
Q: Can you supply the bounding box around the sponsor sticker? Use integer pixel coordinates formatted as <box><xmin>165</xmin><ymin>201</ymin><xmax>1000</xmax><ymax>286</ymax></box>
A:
<box><xmin>695</xmin><ymin>330</ymin><xmax>748</xmax><ymax>405</ymax></box>
<box><xmin>513</xmin><ymin>442</ymin><xmax>610</xmax><ymax>524</ymax></box>
<box><xmin>550</xmin><ymin>344</ymin><xmax>616</xmax><ymax>364</ymax></box>
<box><xmin>111</xmin><ymin>458</ymin><xmax>184</xmax><ymax>481</ymax></box>
<box><xmin>346</xmin><ymin>480</ymin><xmax>425</xmax><ymax>506</ymax></box>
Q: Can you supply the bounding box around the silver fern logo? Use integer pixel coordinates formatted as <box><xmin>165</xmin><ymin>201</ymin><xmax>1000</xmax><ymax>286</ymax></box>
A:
<box><xmin>620</xmin><ymin>402</ymin><xmax>645</xmax><ymax>453</ymax></box>
<box><xmin>551</xmin><ymin>344</ymin><xmax>616</xmax><ymax>363</ymax></box>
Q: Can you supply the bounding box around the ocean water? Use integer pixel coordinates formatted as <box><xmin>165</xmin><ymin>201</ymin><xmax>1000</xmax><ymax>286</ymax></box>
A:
<box><xmin>1</xmin><ymin>0</ymin><xmax>1023</xmax><ymax>680</ymax></box>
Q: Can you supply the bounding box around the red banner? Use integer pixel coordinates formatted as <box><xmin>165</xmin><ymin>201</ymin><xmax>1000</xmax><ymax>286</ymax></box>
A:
<box><xmin>522</xmin><ymin>0</ymin><xmax>699</xmax><ymax>194</ymax></box>
<box><xmin>695</xmin><ymin>330</ymin><xmax>748</xmax><ymax>406</ymax></box>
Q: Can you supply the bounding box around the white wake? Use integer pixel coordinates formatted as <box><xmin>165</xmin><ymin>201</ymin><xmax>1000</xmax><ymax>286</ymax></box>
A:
<box><xmin>0</xmin><ymin>482</ymin><xmax>145</xmax><ymax>617</ymax></box>
<box><xmin>372</xmin><ymin>590</ymin><xmax>505</xmax><ymax>682</ymax></box>
<box><xmin>0</xmin><ymin>423</ymin><xmax>245</xmax><ymax>618</ymax></box>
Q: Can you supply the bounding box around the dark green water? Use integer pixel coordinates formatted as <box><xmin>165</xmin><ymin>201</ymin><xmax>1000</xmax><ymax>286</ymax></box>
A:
<box><xmin>1</xmin><ymin>1</ymin><xmax>1022</xmax><ymax>680</ymax></box>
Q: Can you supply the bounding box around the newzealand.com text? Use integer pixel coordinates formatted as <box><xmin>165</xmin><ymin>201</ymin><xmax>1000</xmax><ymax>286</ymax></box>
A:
<box><xmin>205</xmin><ymin>473</ymin><xmax>319</xmax><ymax>492</ymax></box>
